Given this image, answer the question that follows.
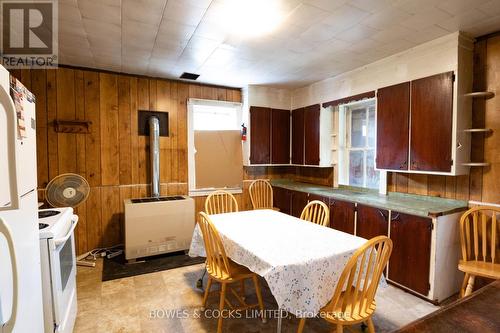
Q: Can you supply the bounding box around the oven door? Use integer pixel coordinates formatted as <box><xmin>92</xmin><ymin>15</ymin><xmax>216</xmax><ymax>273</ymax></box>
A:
<box><xmin>48</xmin><ymin>216</ymin><xmax>78</xmax><ymax>331</ymax></box>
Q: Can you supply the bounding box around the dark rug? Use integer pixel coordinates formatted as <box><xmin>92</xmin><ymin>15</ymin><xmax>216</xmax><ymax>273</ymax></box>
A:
<box><xmin>102</xmin><ymin>251</ymin><xmax>205</xmax><ymax>281</ymax></box>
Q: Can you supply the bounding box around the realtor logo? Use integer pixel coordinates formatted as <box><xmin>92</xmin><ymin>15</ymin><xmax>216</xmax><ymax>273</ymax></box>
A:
<box><xmin>1</xmin><ymin>0</ymin><xmax>58</xmax><ymax>68</ymax></box>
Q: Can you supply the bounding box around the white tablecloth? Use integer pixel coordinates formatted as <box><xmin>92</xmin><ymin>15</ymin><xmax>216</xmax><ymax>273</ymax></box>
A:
<box><xmin>189</xmin><ymin>209</ymin><xmax>369</xmax><ymax>317</ymax></box>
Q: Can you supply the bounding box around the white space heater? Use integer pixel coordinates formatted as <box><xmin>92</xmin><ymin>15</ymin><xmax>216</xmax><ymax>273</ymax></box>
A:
<box><xmin>124</xmin><ymin>196</ymin><xmax>195</xmax><ymax>261</ymax></box>
<box><xmin>124</xmin><ymin>115</ymin><xmax>195</xmax><ymax>262</ymax></box>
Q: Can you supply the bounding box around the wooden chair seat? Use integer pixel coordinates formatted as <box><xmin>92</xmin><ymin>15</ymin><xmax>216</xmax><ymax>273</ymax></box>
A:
<box><xmin>320</xmin><ymin>287</ymin><xmax>376</xmax><ymax>324</ymax></box>
<box><xmin>458</xmin><ymin>260</ymin><xmax>500</xmax><ymax>280</ymax></box>
<box><xmin>458</xmin><ymin>206</ymin><xmax>500</xmax><ymax>297</ymax></box>
<box><xmin>207</xmin><ymin>259</ymin><xmax>256</xmax><ymax>282</ymax></box>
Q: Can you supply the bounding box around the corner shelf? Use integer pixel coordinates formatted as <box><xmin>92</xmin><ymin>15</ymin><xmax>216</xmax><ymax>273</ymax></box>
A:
<box><xmin>461</xmin><ymin>162</ymin><xmax>490</xmax><ymax>167</ymax></box>
<box><xmin>463</xmin><ymin>128</ymin><xmax>492</xmax><ymax>133</ymax></box>
<box><xmin>464</xmin><ymin>91</ymin><xmax>495</xmax><ymax>99</ymax></box>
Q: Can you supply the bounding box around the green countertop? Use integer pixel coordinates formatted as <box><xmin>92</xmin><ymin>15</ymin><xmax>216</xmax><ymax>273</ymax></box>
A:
<box><xmin>270</xmin><ymin>179</ymin><xmax>468</xmax><ymax>218</ymax></box>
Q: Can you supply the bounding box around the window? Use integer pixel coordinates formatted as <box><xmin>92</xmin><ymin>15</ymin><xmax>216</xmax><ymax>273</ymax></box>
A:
<box><xmin>187</xmin><ymin>99</ymin><xmax>243</xmax><ymax>196</ymax></box>
<box><xmin>193</xmin><ymin>104</ymin><xmax>239</xmax><ymax>131</ymax></box>
<box><xmin>338</xmin><ymin>98</ymin><xmax>384</xmax><ymax>191</ymax></box>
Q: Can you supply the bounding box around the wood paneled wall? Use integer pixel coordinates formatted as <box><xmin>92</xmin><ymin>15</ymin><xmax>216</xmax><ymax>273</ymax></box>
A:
<box><xmin>11</xmin><ymin>66</ymin><xmax>241</xmax><ymax>255</ymax></box>
<box><xmin>387</xmin><ymin>34</ymin><xmax>500</xmax><ymax>204</ymax></box>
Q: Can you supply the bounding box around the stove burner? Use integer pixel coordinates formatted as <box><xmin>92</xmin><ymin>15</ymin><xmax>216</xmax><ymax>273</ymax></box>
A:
<box><xmin>39</xmin><ymin>223</ymin><xmax>49</xmax><ymax>230</ymax></box>
<box><xmin>38</xmin><ymin>210</ymin><xmax>61</xmax><ymax>219</ymax></box>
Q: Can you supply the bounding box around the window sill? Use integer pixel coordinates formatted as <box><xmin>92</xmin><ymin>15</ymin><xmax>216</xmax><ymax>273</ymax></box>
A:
<box><xmin>189</xmin><ymin>187</ymin><xmax>243</xmax><ymax>197</ymax></box>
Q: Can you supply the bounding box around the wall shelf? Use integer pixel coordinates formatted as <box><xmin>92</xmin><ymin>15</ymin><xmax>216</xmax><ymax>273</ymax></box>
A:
<box><xmin>54</xmin><ymin>120</ymin><xmax>92</xmax><ymax>133</ymax></box>
<box><xmin>464</xmin><ymin>91</ymin><xmax>495</xmax><ymax>99</ymax></box>
<box><xmin>463</xmin><ymin>128</ymin><xmax>492</xmax><ymax>133</ymax></box>
<box><xmin>461</xmin><ymin>162</ymin><xmax>490</xmax><ymax>167</ymax></box>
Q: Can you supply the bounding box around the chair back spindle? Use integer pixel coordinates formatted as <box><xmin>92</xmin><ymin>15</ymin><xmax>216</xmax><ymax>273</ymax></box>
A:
<box><xmin>205</xmin><ymin>190</ymin><xmax>239</xmax><ymax>215</ymax></box>
<box><xmin>300</xmin><ymin>200</ymin><xmax>330</xmax><ymax>227</ymax></box>
<box><xmin>326</xmin><ymin>236</ymin><xmax>392</xmax><ymax>321</ymax></box>
<box><xmin>460</xmin><ymin>206</ymin><xmax>500</xmax><ymax>264</ymax></box>
<box><xmin>198</xmin><ymin>212</ymin><xmax>232</xmax><ymax>279</ymax></box>
<box><xmin>249</xmin><ymin>179</ymin><xmax>274</xmax><ymax>210</ymax></box>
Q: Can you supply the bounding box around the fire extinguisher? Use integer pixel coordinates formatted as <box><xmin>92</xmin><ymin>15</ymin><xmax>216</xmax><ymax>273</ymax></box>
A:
<box><xmin>241</xmin><ymin>123</ymin><xmax>247</xmax><ymax>141</ymax></box>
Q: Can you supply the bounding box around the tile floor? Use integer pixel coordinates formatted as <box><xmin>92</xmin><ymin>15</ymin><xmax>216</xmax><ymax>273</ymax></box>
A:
<box><xmin>74</xmin><ymin>260</ymin><xmax>439</xmax><ymax>333</ymax></box>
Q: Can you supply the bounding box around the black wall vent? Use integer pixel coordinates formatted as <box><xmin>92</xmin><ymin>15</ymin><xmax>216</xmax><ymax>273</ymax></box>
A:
<box><xmin>180</xmin><ymin>72</ymin><xmax>200</xmax><ymax>80</ymax></box>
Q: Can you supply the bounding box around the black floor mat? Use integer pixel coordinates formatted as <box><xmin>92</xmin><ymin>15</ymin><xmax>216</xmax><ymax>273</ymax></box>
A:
<box><xmin>102</xmin><ymin>251</ymin><xmax>205</xmax><ymax>281</ymax></box>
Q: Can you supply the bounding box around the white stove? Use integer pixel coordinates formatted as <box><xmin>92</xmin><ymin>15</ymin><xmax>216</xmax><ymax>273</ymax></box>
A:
<box><xmin>38</xmin><ymin>207</ymin><xmax>78</xmax><ymax>333</ymax></box>
<box><xmin>38</xmin><ymin>208</ymin><xmax>74</xmax><ymax>239</ymax></box>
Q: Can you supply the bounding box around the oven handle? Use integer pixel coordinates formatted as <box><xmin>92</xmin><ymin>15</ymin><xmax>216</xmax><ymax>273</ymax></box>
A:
<box><xmin>51</xmin><ymin>215</ymin><xmax>79</xmax><ymax>249</ymax></box>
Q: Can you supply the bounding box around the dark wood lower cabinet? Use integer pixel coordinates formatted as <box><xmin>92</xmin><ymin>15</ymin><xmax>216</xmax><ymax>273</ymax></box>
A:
<box><xmin>272</xmin><ymin>186</ymin><xmax>291</xmax><ymax>215</ymax></box>
<box><xmin>330</xmin><ymin>199</ymin><xmax>356</xmax><ymax>235</ymax></box>
<box><xmin>388</xmin><ymin>212</ymin><xmax>432</xmax><ymax>296</ymax></box>
<box><xmin>291</xmin><ymin>190</ymin><xmax>308</xmax><ymax>218</ymax></box>
<box><xmin>356</xmin><ymin>204</ymin><xmax>389</xmax><ymax>240</ymax></box>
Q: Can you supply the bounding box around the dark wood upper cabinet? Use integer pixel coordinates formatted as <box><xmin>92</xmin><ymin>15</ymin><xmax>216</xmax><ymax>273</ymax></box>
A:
<box><xmin>388</xmin><ymin>212</ymin><xmax>432</xmax><ymax>296</ymax></box>
<box><xmin>304</xmin><ymin>104</ymin><xmax>320</xmax><ymax>165</ymax></box>
<box><xmin>273</xmin><ymin>186</ymin><xmax>291</xmax><ymax>215</ymax></box>
<box><xmin>330</xmin><ymin>199</ymin><xmax>356</xmax><ymax>235</ymax></box>
<box><xmin>249</xmin><ymin>106</ymin><xmax>271</xmax><ymax>164</ymax></box>
<box><xmin>356</xmin><ymin>204</ymin><xmax>389</xmax><ymax>240</ymax></box>
<box><xmin>376</xmin><ymin>82</ymin><xmax>410</xmax><ymax>170</ymax></box>
<box><xmin>271</xmin><ymin>109</ymin><xmax>290</xmax><ymax>164</ymax></box>
<box><xmin>291</xmin><ymin>108</ymin><xmax>305</xmax><ymax>164</ymax></box>
<box><xmin>410</xmin><ymin>72</ymin><xmax>454</xmax><ymax>172</ymax></box>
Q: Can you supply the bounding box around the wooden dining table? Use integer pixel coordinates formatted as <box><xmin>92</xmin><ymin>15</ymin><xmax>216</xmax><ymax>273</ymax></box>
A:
<box><xmin>189</xmin><ymin>209</ymin><xmax>371</xmax><ymax>332</ymax></box>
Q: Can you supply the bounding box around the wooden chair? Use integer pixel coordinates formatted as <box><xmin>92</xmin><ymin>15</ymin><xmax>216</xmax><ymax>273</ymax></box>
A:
<box><xmin>458</xmin><ymin>206</ymin><xmax>500</xmax><ymax>297</ymax></box>
<box><xmin>249</xmin><ymin>179</ymin><xmax>275</xmax><ymax>210</ymax></box>
<box><xmin>300</xmin><ymin>200</ymin><xmax>330</xmax><ymax>227</ymax></box>
<box><xmin>198</xmin><ymin>212</ymin><xmax>266</xmax><ymax>333</ymax></box>
<box><xmin>297</xmin><ymin>236</ymin><xmax>393</xmax><ymax>333</ymax></box>
<box><xmin>205</xmin><ymin>190</ymin><xmax>239</xmax><ymax>215</ymax></box>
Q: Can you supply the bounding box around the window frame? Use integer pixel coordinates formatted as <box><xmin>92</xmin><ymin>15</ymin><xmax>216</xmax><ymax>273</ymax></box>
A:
<box><xmin>187</xmin><ymin>98</ymin><xmax>243</xmax><ymax>196</ymax></box>
<box><xmin>338</xmin><ymin>98</ymin><xmax>387</xmax><ymax>193</ymax></box>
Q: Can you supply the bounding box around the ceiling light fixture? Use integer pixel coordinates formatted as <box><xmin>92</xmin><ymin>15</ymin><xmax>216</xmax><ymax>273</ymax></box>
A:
<box><xmin>220</xmin><ymin>0</ymin><xmax>286</xmax><ymax>38</ymax></box>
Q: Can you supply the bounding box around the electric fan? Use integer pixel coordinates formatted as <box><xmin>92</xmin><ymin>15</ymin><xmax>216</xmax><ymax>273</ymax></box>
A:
<box><xmin>45</xmin><ymin>173</ymin><xmax>90</xmax><ymax>208</ymax></box>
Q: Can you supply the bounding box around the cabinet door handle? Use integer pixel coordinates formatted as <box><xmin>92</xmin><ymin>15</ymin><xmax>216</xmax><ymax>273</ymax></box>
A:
<box><xmin>378</xmin><ymin>210</ymin><xmax>387</xmax><ymax>219</ymax></box>
<box><xmin>391</xmin><ymin>213</ymin><xmax>401</xmax><ymax>221</ymax></box>
<box><xmin>411</xmin><ymin>161</ymin><xmax>418</xmax><ymax>170</ymax></box>
<box><xmin>399</xmin><ymin>161</ymin><xmax>407</xmax><ymax>170</ymax></box>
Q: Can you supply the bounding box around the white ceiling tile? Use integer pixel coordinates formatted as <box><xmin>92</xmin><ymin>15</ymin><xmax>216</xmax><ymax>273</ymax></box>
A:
<box><xmin>158</xmin><ymin>19</ymin><xmax>197</xmax><ymax>42</ymax></box>
<box><xmin>461</xmin><ymin>14</ymin><xmax>500</xmax><ymax>36</ymax></box>
<box><xmin>348</xmin><ymin>0</ymin><xmax>392</xmax><ymax>13</ymax></box>
<box><xmin>320</xmin><ymin>5</ymin><xmax>371</xmax><ymax>32</ymax></box>
<box><xmin>122</xmin><ymin>46</ymin><xmax>152</xmax><ymax>60</ymax></box>
<box><xmin>300</xmin><ymin>23</ymin><xmax>340</xmax><ymax>42</ymax></box>
<box><xmin>437</xmin><ymin>0</ymin><xmax>491</xmax><ymax>16</ymax></box>
<box><xmin>335</xmin><ymin>24</ymin><xmax>380</xmax><ymax>43</ymax></box>
<box><xmin>59</xmin><ymin>2</ymin><xmax>83</xmax><ymax>22</ymax></box>
<box><xmin>362</xmin><ymin>7</ymin><xmax>412</xmax><ymax>29</ymax></box>
<box><xmin>437</xmin><ymin>9</ymin><xmax>490</xmax><ymax>32</ymax></box>
<box><xmin>478</xmin><ymin>0</ymin><xmax>500</xmax><ymax>16</ymax></box>
<box><xmin>303</xmin><ymin>0</ymin><xmax>348</xmax><ymax>12</ymax></box>
<box><xmin>370</xmin><ymin>25</ymin><xmax>417</xmax><ymax>43</ymax></box>
<box><xmin>191</xmin><ymin>18</ymin><xmax>228</xmax><ymax>42</ymax></box>
<box><xmin>285</xmin><ymin>3</ymin><xmax>330</xmax><ymax>29</ymax></box>
<box><xmin>83</xmin><ymin>18</ymin><xmax>121</xmax><ymax>37</ymax></box>
<box><xmin>403</xmin><ymin>25</ymin><xmax>451</xmax><ymax>44</ymax></box>
<box><xmin>163</xmin><ymin>0</ymin><xmax>207</xmax><ymax>26</ymax></box>
<box><xmin>78</xmin><ymin>0</ymin><xmax>121</xmax><ymax>25</ymax></box>
<box><xmin>399</xmin><ymin>8</ymin><xmax>453</xmax><ymax>31</ymax></box>
<box><xmin>122</xmin><ymin>0</ymin><xmax>167</xmax><ymax>25</ymax></box>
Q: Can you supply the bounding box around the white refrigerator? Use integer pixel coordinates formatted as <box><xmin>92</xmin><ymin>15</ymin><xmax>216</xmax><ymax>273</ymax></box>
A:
<box><xmin>0</xmin><ymin>64</ymin><xmax>44</xmax><ymax>333</ymax></box>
